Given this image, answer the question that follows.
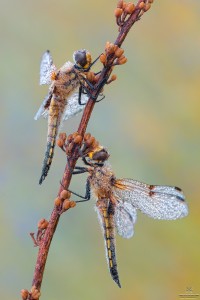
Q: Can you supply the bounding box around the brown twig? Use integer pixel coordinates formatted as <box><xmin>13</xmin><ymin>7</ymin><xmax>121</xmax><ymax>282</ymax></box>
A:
<box><xmin>23</xmin><ymin>1</ymin><xmax>153</xmax><ymax>299</ymax></box>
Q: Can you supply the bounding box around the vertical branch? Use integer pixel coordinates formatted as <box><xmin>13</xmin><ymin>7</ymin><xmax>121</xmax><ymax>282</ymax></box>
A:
<box><xmin>22</xmin><ymin>1</ymin><xmax>154</xmax><ymax>299</ymax></box>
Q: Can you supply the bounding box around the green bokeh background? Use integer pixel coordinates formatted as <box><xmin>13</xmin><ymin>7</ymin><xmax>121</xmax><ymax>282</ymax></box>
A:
<box><xmin>1</xmin><ymin>1</ymin><xmax>200</xmax><ymax>299</ymax></box>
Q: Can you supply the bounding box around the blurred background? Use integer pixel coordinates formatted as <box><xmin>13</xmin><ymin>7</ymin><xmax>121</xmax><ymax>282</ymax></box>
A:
<box><xmin>0</xmin><ymin>1</ymin><xmax>200</xmax><ymax>299</ymax></box>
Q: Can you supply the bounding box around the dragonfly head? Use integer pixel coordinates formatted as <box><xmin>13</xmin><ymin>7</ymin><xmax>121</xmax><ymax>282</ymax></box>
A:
<box><xmin>87</xmin><ymin>146</ymin><xmax>109</xmax><ymax>165</ymax></box>
<box><xmin>73</xmin><ymin>49</ymin><xmax>92</xmax><ymax>71</ymax></box>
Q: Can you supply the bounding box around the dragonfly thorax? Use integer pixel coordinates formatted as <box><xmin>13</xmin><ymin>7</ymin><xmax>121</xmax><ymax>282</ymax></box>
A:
<box><xmin>90</xmin><ymin>165</ymin><xmax>115</xmax><ymax>199</ymax></box>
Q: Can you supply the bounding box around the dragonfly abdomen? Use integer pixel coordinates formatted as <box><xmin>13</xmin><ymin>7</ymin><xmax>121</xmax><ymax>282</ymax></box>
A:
<box><xmin>39</xmin><ymin>99</ymin><xmax>61</xmax><ymax>184</ymax></box>
<box><xmin>96</xmin><ymin>199</ymin><xmax>121</xmax><ymax>288</ymax></box>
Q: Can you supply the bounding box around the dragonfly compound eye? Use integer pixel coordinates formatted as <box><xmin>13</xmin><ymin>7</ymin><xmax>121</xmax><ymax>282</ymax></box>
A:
<box><xmin>92</xmin><ymin>149</ymin><xmax>109</xmax><ymax>162</ymax></box>
<box><xmin>73</xmin><ymin>49</ymin><xmax>92</xmax><ymax>69</ymax></box>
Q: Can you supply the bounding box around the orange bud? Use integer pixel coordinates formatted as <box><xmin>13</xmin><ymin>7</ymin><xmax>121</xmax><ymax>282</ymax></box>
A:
<box><xmin>92</xmin><ymin>140</ymin><xmax>99</xmax><ymax>149</ymax></box>
<box><xmin>84</xmin><ymin>133</ymin><xmax>91</xmax><ymax>141</ymax></box>
<box><xmin>105</xmin><ymin>41</ymin><xmax>111</xmax><ymax>50</ymax></box>
<box><xmin>139</xmin><ymin>1</ymin><xmax>145</xmax><ymax>9</ymax></box>
<box><xmin>72</xmin><ymin>132</ymin><xmax>79</xmax><ymax>138</ymax></box>
<box><xmin>86</xmin><ymin>136</ymin><xmax>95</xmax><ymax>146</ymax></box>
<box><xmin>20</xmin><ymin>289</ymin><xmax>29</xmax><ymax>300</ymax></box>
<box><xmin>70</xmin><ymin>201</ymin><xmax>76</xmax><ymax>208</ymax></box>
<box><xmin>63</xmin><ymin>199</ymin><xmax>70</xmax><ymax>210</ymax></box>
<box><xmin>57</xmin><ymin>139</ymin><xmax>64</xmax><ymax>148</ymax></box>
<box><xmin>117</xmin><ymin>56</ymin><xmax>127</xmax><ymax>65</ymax></box>
<box><xmin>107</xmin><ymin>43</ymin><xmax>115</xmax><ymax>54</ymax></box>
<box><xmin>59</xmin><ymin>132</ymin><xmax>67</xmax><ymax>140</ymax></box>
<box><xmin>125</xmin><ymin>3</ymin><xmax>135</xmax><ymax>14</ymax></box>
<box><xmin>113</xmin><ymin>45</ymin><xmax>118</xmax><ymax>52</ymax></box>
<box><xmin>144</xmin><ymin>3</ymin><xmax>151</xmax><ymax>11</ymax></box>
<box><xmin>111</xmin><ymin>74</ymin><xmax>117</xmax><ymax>81</ymax></box>
<box><xmin>30</xmin><ymin>286</ymin><xmax>41</xmax><ymax>299</ymax></box>
<box><xmin>115</xmin><ymin>47</ymin><xmax>124</xmax><ymax>58</ymax></box>
<box><xmin>87</xmin><ymin>71</ymin><xmax>95</xmax><ymax>82</ymax></box>
<box><xmin>54</xmin><ymin>197</ymin><xmax>62</xmax><ymax>206</ymax></box>
<box><xmin>60</xmin><ymin>190</ymin><xmax>71</xmax><ymax>200</ymax></box>
<box><xmin>38</xmin><ymin>218</ymin><xmax>48</xmax><ymax>230</ymax></box>
<box><xmin>100</xmin><ymin>53</ymin><xmax>107</xmax><ymax>65</ymax></box>
<box><xmin>114</xmin><ymin>8</ymin><xmax>123</xmax><ymax>18</ymax></box>
<box><xmin>74</xmin><ymin>135</ymin><xmax>83</xmax><ymax>144</ymax></box>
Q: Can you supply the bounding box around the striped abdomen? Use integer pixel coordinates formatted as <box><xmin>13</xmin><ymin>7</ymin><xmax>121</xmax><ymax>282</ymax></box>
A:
<box><xmin>39</xmin><ymin>98</ymin><xmax>63</xmax><ymax>184</ymax></box>
<box><xmin>96</xmin><ymin>199</ymin><xmax>121</xmax><ymax>288</ymax></box>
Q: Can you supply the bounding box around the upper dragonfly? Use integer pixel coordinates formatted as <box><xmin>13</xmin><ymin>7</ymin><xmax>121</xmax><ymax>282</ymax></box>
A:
<box><xmin>35</xmin><ymin>49</ymin><xmax>96</xmax><ymax>184</ymax></box>
<box><xmin>69</xmin><ymin>146</ymin><xmax>189</xmax><ymax>288</ymax></box>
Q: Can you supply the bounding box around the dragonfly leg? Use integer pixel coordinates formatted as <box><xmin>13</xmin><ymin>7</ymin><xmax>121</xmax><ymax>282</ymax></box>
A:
<box><xmin>68</xmin><ymin>178</ymin><xmax>91</xmax><ymax>202</ymax></box>
<box><xmin>78</xmin><ymin>86</ymin><xmax>88</xmax><ymax>106</ymax></box>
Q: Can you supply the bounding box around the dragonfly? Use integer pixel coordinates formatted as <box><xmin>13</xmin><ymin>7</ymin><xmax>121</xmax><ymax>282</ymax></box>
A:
<box><xmin>69</xmin><ymin>150</ymin><xmax>189</xmax><ymax>288</ymax></box>
<box><xmin>35</xmin><ymin>49</ymin><xmax>98</xmax><ymax>184</ymax></box>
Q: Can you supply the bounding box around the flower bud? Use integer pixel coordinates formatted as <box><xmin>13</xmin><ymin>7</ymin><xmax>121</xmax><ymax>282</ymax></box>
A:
<box><xmin>63</xmin><ymin>199</ymin><xmax>71</xmax><ymax>210</ymax></box>
<box><xmin>125</xmin><ymin>3</ymin><xmax>135</xmax><ymax>14</ymax></box>
<box><xmin>57</xmin><ymin>139</ymin><xmax>64</xmax><ymax>148</ymax></box>
<box><xmin>144</xmin><ymin>3</ymin><xmax>151</xmax><ymax>11</ymax></box>
<box><xmin>20</xmin><ymin>289</ymin><xmax>29</xmax><ymax>300</ymax></box>
<box><xmin>74</xmin><ymin>135</ymin><xmax>83</xmax><ymax>144</ymax></box>
<box><xmin>30</xmin><ymin>286</ymin><xmax>41</xmax><ymax>300</ymax></box>
<box><xmin>38</xmin><ymin>219</ymin><xmax>48</xmax><ymax>230</ymax></box>
<box><xmin>115</xmin><ymin>47</ymin><xmax>124</xmax><ymax>58</ymax></box>
<box><xmin>117</xmin><ymin>56</ymin><xmax>127</xmax><ymax>65</ymax></box>
<box><xmin>60</xmin><ymin>190</ymin><xmax>71</xmax><ymax>200</ymax></box>
<box><xmin>70</xmin><ymin>201</ymin><xmax>76</xmax><ymax>208</ymax></box>
<box><xmin>54</xmin><ymin>197</ymin><xmax>62</xmax><ymax>206</ymax></box>
<box><xmin>84</xmin><ymin>133</ymin><xmax>91</xmax><ymax>141</ymax></box>
<box><xmin>86</xmin><ymin>71</ymin><xmax>95</xmax><ymax>82</ymax></box>
<box><xmin>114</xmin><ymin>8</ymin><xmax>123</xmax><ymax>18</ymax></box>
<box><xmin>139</xmin><ymin>1</ymin><xmax>145</xmax><ymax>9</ymax></box>
<box><xmin>100</xmin><ymin>53</ymin><xmax>107</xmax><ymax>65</ymax></box>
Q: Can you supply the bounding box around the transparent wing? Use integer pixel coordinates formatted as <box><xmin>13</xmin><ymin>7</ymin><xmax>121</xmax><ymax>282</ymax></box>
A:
<box><xmin>40</xmin><ymin>50</ymin><xmax>56</xmax><ymax>85</ymax></box>
<box><xmin>62</xmin><ymin>92</ymin><xmax>88</xmax><ymax>121</ymax></box>
<box><xmin>114</xmin><ymin>179</ymin><xmax>188</xmax><ymax>220</ymax></box>
<box><xmin>34</xmin><ymin>93</ymin><xmax>52</xmax><ymax>120</ymax></box>
<box><xmin>114</xmin><ymin>201</ymin><xmax>137</xmax><ymax>239</ymax></box>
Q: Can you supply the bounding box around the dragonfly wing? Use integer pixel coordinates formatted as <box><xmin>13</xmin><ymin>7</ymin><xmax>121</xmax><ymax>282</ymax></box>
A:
<box><xmin>114</xmin><ymin>179</ymin><xmax>188</xmax><ymax>220</ymax></box>
<box><xmin>95</xmin><ymin>199</ymin><xmax>121</xmax><ymax>288</ymax></box>
<box><xmin>62</xmin><ymin>92</ymin><xmax>88</xmax><ymax>121</ymax></box>
<box><xmin>114</xmin><ymin>201</ymin><xmax>137</xmax><ymax>239</ymax></box>
<box><xmin>34</xmin><ymin>93</ymin><xmax>52</xmax><ymax>120</ymax></box>
<box><xmin>40</xmin><ymin>50</ymin><xmax>56</xmax><ymax>85</ymax></box>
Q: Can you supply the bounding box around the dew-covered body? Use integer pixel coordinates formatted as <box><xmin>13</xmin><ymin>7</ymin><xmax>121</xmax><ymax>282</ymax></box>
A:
<box><xmin>35</xmin><ymin>50</ymin><xmax>91</xmax><ymax>184</ymax></box>
<box><xmin>72</xmin><ymin>159</ymin><xmax>188</xmax><ymax>287</ymax></box>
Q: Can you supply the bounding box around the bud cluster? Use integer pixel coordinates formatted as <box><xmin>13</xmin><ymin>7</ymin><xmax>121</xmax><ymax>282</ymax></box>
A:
<box><xmin>30</xmin><ymin>286</ymin><xmax>41</xmax><ymax>300</ymax></box>
<box><xmin>86</xmin><ymin>71</ymin><xmax>101</xmax><ymax>85</ymax></box>
<box><xmin>37</xmin><ymin>218</ymin><xmax>49</xmax><ymax>230</ymax></box>
<box><xmin>115</xmin><ymin>1</ymin><xmax>136</xmax><ymax>27</ymax></box>
<box><xmin>82</xmin><ymin>132</ymin><xmax>100</xmax><ymax>155</ymax></box>
<box><xmin>57</xmin><ymin>131</ymin><xmax>83</xmax><ymax>157</ymax></box>
<box><xmin>54</xmin><ymin>188</ymin><xmax>76</xmax><ymax>213</ymax></box>
<box><xmin>20</xmin><ymin>286</ymin><xmax>41</xmax><ymax>300</ymax></box>
<box><xmin>138</xmin><ymin>0</ymin><xmax>154</xmax><ymax>18</ymax></box>
<box><xmin>20</xmin><ymin>289</ymin><xmax>29</xmax><ymax>300</ymax></box>
<box><xmin>100</xmin><ymin>42</ymin><xmax>127</xmax><ymax>68</ymax></box>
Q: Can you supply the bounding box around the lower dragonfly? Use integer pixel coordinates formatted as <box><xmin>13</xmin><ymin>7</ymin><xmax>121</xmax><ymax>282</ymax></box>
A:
<box><xmin>69</xmin><ymin>147</ymin><xmax>189</xmax><ymax>288</ymax></box>
<box><xmin>35</xmin><ymin>49</ymin><xmax>98</xmax><ymax>184</ymax></box>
